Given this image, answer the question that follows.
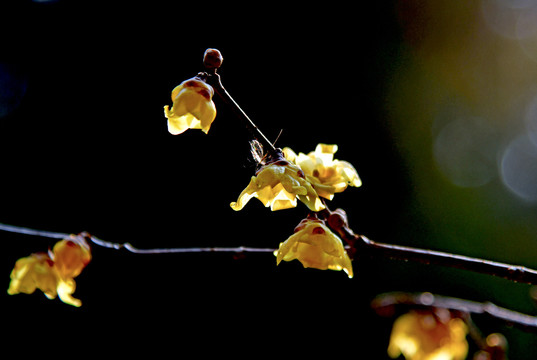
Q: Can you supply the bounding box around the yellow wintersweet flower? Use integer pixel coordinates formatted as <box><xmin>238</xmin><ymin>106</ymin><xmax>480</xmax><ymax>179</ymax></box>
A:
<box><xmin>275</xmin><ymin>219</ymin><xmax>353</xmax><ymax>278</ymax></box>
<box><xmin>164</xmin><ymin>77</ymin><xmax>217</xmax><ymax>134</ymax></box>
<box><xmin>283</xmin><ymin>143</ymin><xmax>361</xmax><ymax>200</ymax></box>
<box><xmin>7</xmin><ymin>253</ymin><xmax>58</xmax><ymax>300</ymax></box>
<box><xmin>8</xmin><ymin>236</ymin><xmax>91</xmax><ymax>307</ymax></box>
<box><xmin>230</xmin><ymin>160</ymin><xmax>325</xmax><ymax>212</ymax></box>
<box><xmin>53</xmin><ymin>237</ymin><xmax>92</xmax><ymax>280</ymax></box>
<box><xmin>388</xmin><ymin>311</ymin><xmax>468</xmax><ymax>360</ymax></box>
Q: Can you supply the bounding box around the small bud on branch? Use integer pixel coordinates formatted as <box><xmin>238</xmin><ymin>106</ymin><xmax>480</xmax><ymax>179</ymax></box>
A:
<box><xmin>203</xmin><ymin>48</ymin><xmax>223</xmax><ymax>70</ymax></box>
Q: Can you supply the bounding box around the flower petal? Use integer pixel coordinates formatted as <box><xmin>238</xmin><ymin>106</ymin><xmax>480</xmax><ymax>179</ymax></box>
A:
<box><xmin>388</xmin><ymin>312</ymin><xmax>468</xmax><ymax>360</ymax></box>
<box><xmin>230</xmin><ymin>177</ymin><xmax>258</xmax><ymax>211</ymax></box>
<box><xmin>52</xmin><ymin>239</ymin><xmax>91</xmax><ymax>280</ymax></box>
<box><xmin>164</xmin><ymin>78</ymin><xmax>217</xmax><ymax>135</ymax></box>
<box><xmin>57</xmin><ymin>279</ymin><xmax>82</xmax><ymax>307</ymax></box>
<box><xmin>283</xmin><ymin>143</ymin><xmax>361</xmax><ymax>200</ymax></box>
<box><xmin>192</xmin><ymin>97</ymin><xmax>217</xmax><ymax>134</ymax></box>
<box><xmin>276</xmin><ymin>220</ymin><xmax>353</xmax><ymax>277</ymax></box>
<box><xmin>165</xmin><ymin>107</ymin><xmax>193</xmax><ymax>135</ymax></box>
<box><xmin>270</xmin><ymin>185</ymin><xmax>298</xmax><ymax>211</ymax></box>
<box><xmin>7</xmin><ymin>253</ymin><xmax>58</xmax><ymax>298</ymax></box>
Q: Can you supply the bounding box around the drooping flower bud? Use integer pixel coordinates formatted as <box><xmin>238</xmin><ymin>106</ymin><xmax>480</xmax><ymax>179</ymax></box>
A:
<box><xmin>7</xmin><ymin>235</ymin><xmax>91</xmax><ymax>307</ymax></box>
<box><xmin>388</xmin><ymin>310</ymin><xmax>468</xmax><ymax>360</ymax></box>
<box><xmin>164</xmin><ymin>77</ymin><xmax>217</xmax><ymax>134</ymax></box>
<box><xmin>203</xmin><ymin>48</ymin><xmax>223</xmax><ymax>70</ymax></box>
<box><xmin>274</xmin><ymin>219</ymin><xmax>354</xmax><ymax>278</ymax></box>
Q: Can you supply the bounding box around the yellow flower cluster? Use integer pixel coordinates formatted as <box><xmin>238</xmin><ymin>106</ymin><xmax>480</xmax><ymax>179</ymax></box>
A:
<box><xmin>231</xmin><ymin>144</ymin><xmax>360</xmax><ymax>212</ymax></box>
<box><xmin>283</xmin><ymin>143</ymin><xmax>361</xmax><ymax>200</ymax></box>
<box><xmin>7</xmin><ymin>236</ymin><xmax>91</xmax><ymax>307</ymax></box>
<box><xmin>388</xmin><ymin>311</ymin><xmax>468</xmax><ymax>360</ymax></box>
<box><xmin>275</xmin><ymin>218</ymin><xmax>353</xmax><ymax>278</ymax></box>
<box><xmin>164</xmin><ymin>77</ymin><xmax>217</xmax><ymax>135</ymax></box>
<box><xmin>231</xmin><ymin>160</ymin><xmax>325</xmax><ymax>212</ymax></box>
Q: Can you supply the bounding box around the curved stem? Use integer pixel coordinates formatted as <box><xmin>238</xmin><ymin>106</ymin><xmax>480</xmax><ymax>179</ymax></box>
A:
<box><xmin>203</xmin><ymin>71</ymin><xmax>278</xmax><ymax>158</ymax></box>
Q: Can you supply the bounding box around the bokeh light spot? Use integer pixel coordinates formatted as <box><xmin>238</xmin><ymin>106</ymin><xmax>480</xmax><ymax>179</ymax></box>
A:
<box><xmin>500</xmin><ymin>134</ymin><xmax>537</xmax><ymax>202</ymax></box>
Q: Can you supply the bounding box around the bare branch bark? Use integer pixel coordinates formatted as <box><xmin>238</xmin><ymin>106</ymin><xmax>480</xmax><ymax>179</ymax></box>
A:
<box><xmin>372</xmin><ymin>291</ymin><xmax>537</xmax><ymax>332</ymax></box>
<box><xmin>357</xmin><ymin>235</ymin><xmax>537</xmax><ymax>285</ymax></box>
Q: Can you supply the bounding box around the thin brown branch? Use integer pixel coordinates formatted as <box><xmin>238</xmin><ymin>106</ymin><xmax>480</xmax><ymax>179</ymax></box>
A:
<box><xmin>372</xmin><ymin>291</ymin><xmax>537</xmax><ymax>332</ymax></box>
<box><xmin>316</xmin><ymin>207</ymin><xmax>537</xmax><ymax>285</ymax></box>
<box><xmin>357</xmin><ymin>235</ymin><xmax>537</xmax><ymax>285</ymax></box>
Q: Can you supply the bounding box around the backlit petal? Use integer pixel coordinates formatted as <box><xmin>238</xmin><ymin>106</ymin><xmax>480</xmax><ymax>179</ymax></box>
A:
<box><xmin>164</xmin><ymin>77</ymin><xmax>217</xmax><ymax>135</ymax></box>
<box><xmin>283</xmin><ymin>143</ymin><xmax>361</xmax><ymax>200</ymax></box>
<box><xmin>7</xmin><ymin>253</ymin><xmax>58</xmax><ymax>299</ymax></box>
<box><xmin>275</xmin><ymin>220</ymin><xmax>353</xmax><ymax>278</ymax></box>
<box><xmin>53</xmin><ymin>238</ymin><xmax>91</xmax><ymax>280</ymax></box>
<box><xmin>57</xmin><ymin>279</ymin><xmax>82</xmax><ymax>307</ymax></box>
<box><xmin>230</xmin><ymin>163</ymin><xmax>324</xmax><ymax>212</ymax></box>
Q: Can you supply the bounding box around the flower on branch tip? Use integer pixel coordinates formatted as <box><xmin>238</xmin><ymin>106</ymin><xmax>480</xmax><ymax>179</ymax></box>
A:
<box><xmin>164</xmin><ymin>77</ymin><xmax>217</xmax><ymax>135</ymax></box>
<box><xmin>283</xmin><ymin>143</ymin><xmax>361</xmax><ymax>200</ymax></box>
<box><xmin>7</xmin><ymin>235</ymin><xmax>91</xmax><ymax>307</ymax></box>
<box><xmin>274</xmin><ymin>218</ymin><xmax>353</xmax><ymax>278</ymax></box>
<box><xmin>387</xmin><ymin>310</ymin><xmax>468</xmax><ymax>360</ymax></box>
<box><xmin>230</xmin><ymin>158</ymin><xmax>325</xmax><ymax>212</ymax></box>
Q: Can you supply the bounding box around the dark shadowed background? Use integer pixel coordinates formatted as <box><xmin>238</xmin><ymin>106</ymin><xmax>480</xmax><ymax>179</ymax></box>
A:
<box><xmin>2</xmin><ymin>1</ymin><xmax>537</xmax><ymax>358</ymax></box>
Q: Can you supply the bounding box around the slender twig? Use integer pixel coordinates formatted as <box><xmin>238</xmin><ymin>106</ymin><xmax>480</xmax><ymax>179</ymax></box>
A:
<box><xmin>372</xmin><ymin>291</ymin><xmax>537</xmax><ymax>332</ymax></box>
<box><xmin>99</xmin><ymin>241</ymin><xmax>276</xmax><ymax>254</ymax></box>
<box><xmin>0</xmin><ymin>222</ymin><xmax>68</xmax><ymax>240</ymax></box>
<box><xmin>0</xmin><ymin>223</ymin><xmax>275</xmax><ymax>254</ymax></box>
<box><xmin>202</xmin><ymin>70</ymin><xmax>278</xmax><ymax>158</ymax></box>
<box><xmin>91</xmin><ymin>233</ymin><xmax>275</xmax><ymax>254</ymax></box>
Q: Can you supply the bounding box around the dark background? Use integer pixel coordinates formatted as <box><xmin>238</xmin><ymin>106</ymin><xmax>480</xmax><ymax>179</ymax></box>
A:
<box><xmin>2</xmin><ymin>1</ymin><xmax>536</xmax><ymax>358</ymax></box>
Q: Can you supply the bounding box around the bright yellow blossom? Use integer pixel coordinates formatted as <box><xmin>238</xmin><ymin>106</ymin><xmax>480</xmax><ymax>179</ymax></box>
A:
<box><xmin>164</xmin><ymin>78</ymin><xmax>217</xmax><ymax>135</ymax></box>
<box><xmin>388</xmin><ymin>311</ymin><xmax>468</xmax><ymax>360</ymax></box>
<box><xmin>275</xmin><ymin>219</ymin><xmax>353</xmax><ymax>278</ymax></box>
<box><xmin>230</xmin><ymin>161</ymin><xmax>325</xmax><ymax>212</ymax></box>
<box><xmin>53</xmin><ymin>237</ymin><xmax>91</xmax><ymax>279</ymax></box>
<box><xmin>7</xmin><ymin>253</ymin><xmax>58</xmax><ymax>300</ymax></box>
<box><xmin>283</xmin><ymin>143</ymin><xmax>361</xmax><ymax>200</ymax></box>
<box><xmin>8</xmin><ymin>236</ymin><xmax>91</xmax><ymax>307</ymax></box>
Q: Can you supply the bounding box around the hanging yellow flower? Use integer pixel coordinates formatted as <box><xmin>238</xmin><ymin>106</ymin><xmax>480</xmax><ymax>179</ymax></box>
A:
<box><xmin>52</xmin><ymin>236</ymin><xmax>92</xmax><ymax>279</ymax></box>
<box><xmin>387</xmin><ymin>311</ymin><xmax>468</xmax><ymax>360</ymax></box>
<box><xmin>164</xmin><ymin>77</ymin><xmax>217</xmax><ymax>135</ymax></box>
<box><xmin>275</xmin><ymin>219</ymin><xmax>353</xmax><ymax>278</ymax></box>
<box><xmin>7</xmin><ymin>253</ymin><xmax>58</xmax><ymax>300</ymax></box>
<box><xmin>283</xmin><ymin>143</ymin><xmax>361</xmax><ymax>200</ymax></box>
<box><xmin>7</xmin><ymin>236</ymin><xmax>91</xmax><ymax>307</ymax></box>
<box><xmin>230</xmin><ymin>161</ymin><xmax>325</xmax><ymax>212</ymax></box>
